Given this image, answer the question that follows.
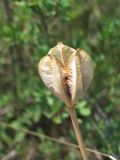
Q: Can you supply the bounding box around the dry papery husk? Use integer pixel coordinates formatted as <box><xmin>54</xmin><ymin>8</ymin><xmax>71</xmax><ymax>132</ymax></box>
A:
<box><xmin>38</xmin><ymin>42</ymin><xmax>94</xmax><ymax>107</ymax></box>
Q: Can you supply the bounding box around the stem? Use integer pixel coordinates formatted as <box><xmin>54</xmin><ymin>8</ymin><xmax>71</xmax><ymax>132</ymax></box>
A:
<box><xmin>68</xmin><ymin>107</ymin><xmax>89</xmax><ymax>160</ymax></box>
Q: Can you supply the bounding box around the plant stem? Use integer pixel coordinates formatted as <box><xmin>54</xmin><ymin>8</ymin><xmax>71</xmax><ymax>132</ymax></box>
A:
<box><xmin>68</xmin><ymin>107</ymin><xmax>89</xmax><ymax>160</ymax></box>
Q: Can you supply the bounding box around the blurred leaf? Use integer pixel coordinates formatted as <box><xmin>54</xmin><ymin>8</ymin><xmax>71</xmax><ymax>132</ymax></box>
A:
<box><xmin>77</xmin><ymin>101</ymin><xmax>91</xmax><ymax>116</ymax></box>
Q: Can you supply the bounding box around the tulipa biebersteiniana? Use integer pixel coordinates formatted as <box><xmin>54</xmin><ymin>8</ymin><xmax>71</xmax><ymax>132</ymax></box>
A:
<box><xmin>38</xmin><ymin>42</ymin><xmax>94</xmax><ymax>160</ymax></box>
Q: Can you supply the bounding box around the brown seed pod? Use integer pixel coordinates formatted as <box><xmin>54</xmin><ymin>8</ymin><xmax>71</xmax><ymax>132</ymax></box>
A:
<box><xmin>38</xmin><ymin>42</ymin><xmax>94</xmax><ymax>107</ymax></box>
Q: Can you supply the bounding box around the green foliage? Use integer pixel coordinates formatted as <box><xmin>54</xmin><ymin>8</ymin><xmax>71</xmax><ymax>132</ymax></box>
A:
<box><xmin>77</xmin><ymin>101</ymin><xmax>91</xmax><ymax>117</ymax></box>
<box><xmin>0</xmin><ymin>0</ymin><xmax>120</xmax><ymax>159</ymax></box>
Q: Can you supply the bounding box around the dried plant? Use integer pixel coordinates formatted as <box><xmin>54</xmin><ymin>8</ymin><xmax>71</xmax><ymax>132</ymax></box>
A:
<box><xmin>38</xmin><ymin>42</ymin><xmax>94</xmax><ymax>160</ymax></box>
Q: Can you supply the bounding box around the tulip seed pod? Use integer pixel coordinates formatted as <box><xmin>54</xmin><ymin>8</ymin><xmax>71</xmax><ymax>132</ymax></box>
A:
<box><xmin>38</xmin><ymin>42</ymin><xmax>94</xmax><ymax>107</ymax></box>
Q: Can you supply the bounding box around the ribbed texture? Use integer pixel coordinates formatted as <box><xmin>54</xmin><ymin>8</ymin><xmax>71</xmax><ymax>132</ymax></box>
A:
<box><xmin>38</xmin><ymin>42</ymin><xmax>94</xmax><ymax>107</ymax></box>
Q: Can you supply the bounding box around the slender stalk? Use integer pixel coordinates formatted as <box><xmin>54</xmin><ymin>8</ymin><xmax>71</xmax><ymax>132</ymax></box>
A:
<box><xmin>68</xmin><ymin>107</ymin><xmax>89</xmax><ymax>160</ymax></box>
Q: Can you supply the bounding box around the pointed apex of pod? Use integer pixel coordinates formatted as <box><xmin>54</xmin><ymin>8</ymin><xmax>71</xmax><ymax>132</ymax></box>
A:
<box><xmin>38</xmin><ymin>43</ymin><xmax>94</xmax><ymax>107</ymax></box>
<box><xmin>48</xmin><ymin>42</ymin><xmax>75</xmax><ymax>66</ymax></box>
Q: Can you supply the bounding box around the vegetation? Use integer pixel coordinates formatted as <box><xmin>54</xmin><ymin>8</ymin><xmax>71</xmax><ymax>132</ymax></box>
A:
<box><xmin>0</xmin><ymin>0</ymin><xmax>120</xmax><ymax>159</ymax></box>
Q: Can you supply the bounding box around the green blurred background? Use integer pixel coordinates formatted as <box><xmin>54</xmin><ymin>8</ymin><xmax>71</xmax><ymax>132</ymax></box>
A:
<box><xmin>0</xmin><ymin>0</ymin><xmax>120</xmax><ymax>159</ymax></box>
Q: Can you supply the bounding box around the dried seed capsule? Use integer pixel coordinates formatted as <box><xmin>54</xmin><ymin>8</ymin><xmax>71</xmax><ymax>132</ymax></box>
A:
<box><xmin>38</xmin><ymin>42</ymin><xmax>94</xmax><ymax>107</ymax></box>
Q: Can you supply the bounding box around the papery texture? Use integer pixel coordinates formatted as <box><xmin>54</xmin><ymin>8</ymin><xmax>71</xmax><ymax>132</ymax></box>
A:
<box><xmin>48</xmin><ymin>42</ymin><xmax>75</xmax><ymax>65</ymax></box>
<box><xmin>38</xmin><ymin>55</ymin><xmax>70</xmax><ymax>106</ymax></box>
<box><xmin>77</xmin><ymin>49</ymin><xmax>94</xmax><ymax>91</ymax></box>
<box><xmin>38</xmin><ymin>43</ymin><xmax>94</xmax><ymax>107</ymax></box>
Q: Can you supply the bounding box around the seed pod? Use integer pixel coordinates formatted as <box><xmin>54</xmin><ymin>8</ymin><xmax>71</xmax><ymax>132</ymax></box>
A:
<box><xmin>38</xmin><ymin>42</ymin><xmax>94</xmax><ymax>107</ymax></box>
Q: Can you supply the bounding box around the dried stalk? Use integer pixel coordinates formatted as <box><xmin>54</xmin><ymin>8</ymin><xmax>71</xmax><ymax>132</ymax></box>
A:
<box><xmin>68</xmin><ymin>107</ymin><xmax>89</xmax><ymax>160</ymax></box>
